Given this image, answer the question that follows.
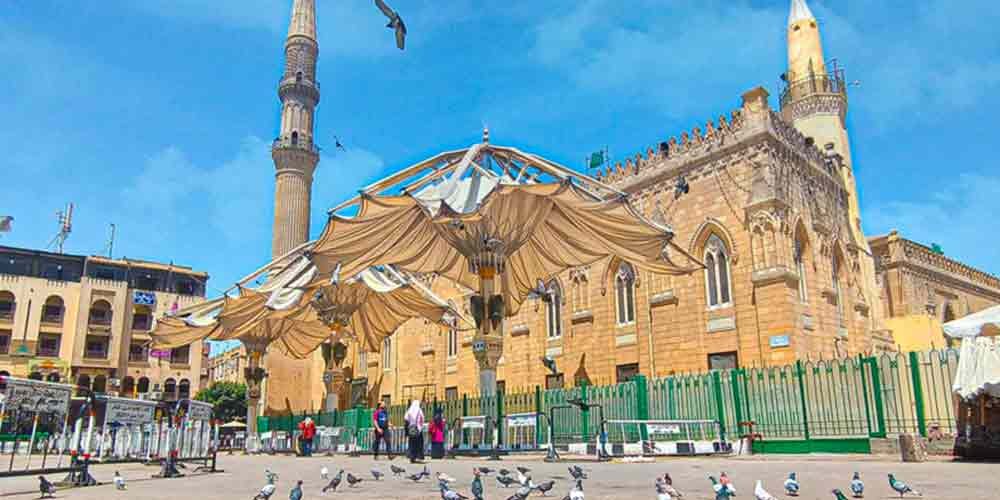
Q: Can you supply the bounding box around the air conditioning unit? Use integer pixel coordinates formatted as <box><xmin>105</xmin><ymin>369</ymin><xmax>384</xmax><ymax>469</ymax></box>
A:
<box><xmin>140</xmin><ymin>391</ymin><xmax>163</xmax><ymax>401</ymax></box>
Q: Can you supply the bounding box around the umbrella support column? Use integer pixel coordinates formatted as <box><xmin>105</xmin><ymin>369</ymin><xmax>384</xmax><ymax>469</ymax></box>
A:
<box><xmin>244</xmin><ymin>350</ymin><xmax>267</xmax><ymax>453</ymax></box>
<box><xmin>472</xmin><ymin>266</ymin><xmax>504</xmax><ymax>398</ymax></box>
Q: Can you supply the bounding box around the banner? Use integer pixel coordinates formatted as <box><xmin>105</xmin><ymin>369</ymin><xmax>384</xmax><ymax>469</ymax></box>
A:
<box><xmin>2</xmin><ymin>377</ymin><xmax>73</xmax><ymax>415</ymax></box>
<box><xmin>105</xmin><ymin>397</ymin><xmax>157</xmax><ymax>425</ymax></box>
<box><xmin>506</xmin><ymin>413</ymin><xmax>536</xmax><ymax>428</ymax></box>
<box><xmin>187</xmin><ymin>400</ymin><xmax>214</xmax><ymax>421</ymax></box>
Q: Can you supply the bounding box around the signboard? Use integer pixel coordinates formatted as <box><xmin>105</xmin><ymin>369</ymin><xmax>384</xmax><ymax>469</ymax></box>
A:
<box><xmin>187</xmin><ymin>400</ymin><xmax>214</xmax><ymax>421</ymax></box>
<box><xmin>27</xmin><ymin>358</ymin><xmax>70</xmax><ymax>376</ymax></box>
<box><xmin>461</xmin><ymin>416</ymin><xmax>486</xmax><ymax>429</ymax></box>
<box><xmin>133</xmin><ymin>291</ymin><xmax>156</xmax><ymax>306</ymax></box>
<box><xmin>2</xmin><ymin>377</ymin><xmax>73</xmax><ymax>414</ymax></box>
<box><xmin>105</xmin><ymin>397</ymin><xmax>157</xmax><ymax>425</ymax></box>
<box><xmin>769</xmin><ymin>335</ymin><xmax>791</xmax><ymax>348</ymax></box>
<box><xmin>506</xmin><ymin>413</ymin><xmax>536</xmax><ymax>428</ymax></box>
<box><xmin>647</xmin><ymin>423</ymin><xmax>682</xmax><ymax>435</ymax></box>
<box><xmin>150</xmin><ymin>349</ymin><xmax>172</xmax><ymax>359</ymax></box>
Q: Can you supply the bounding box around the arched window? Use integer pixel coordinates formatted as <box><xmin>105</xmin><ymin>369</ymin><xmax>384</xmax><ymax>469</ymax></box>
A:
<box><xmin>131</xmin><ymin>305</ymin><xmax>152</xmax><ymax>331</ymax></box>
<box><xmin>447</xmin><ymin>328</ymin><xmax>458</xmax><ymax>358</ymax></box>
<box><xmin>92</xmin><ymin>375</ymin><xmax>107</xmax><ymax>394</ymax></box>
<box><xmin>42</xmin><ymin>296</ymin><xmax>64</xmax><ymax>324</ymax></box>
<box><xmin>382</xmin><ymin>338</ymin><xmax>392</xmax><ymax>369</ymax></box>
<box><xmin>295</xmin><ymin>71</ymin><xmax>303</xmax><ymax>83</ymax></box>
<box><xmin>0</xmin><ymin>291</ymin><xmax>15</xmax><ymax>320</ymax></box>
<box><xmin>291</xmin><ymin>131</ymin><xmax>299</xmax><ymax>146</ymax></box>
<box><xmin>122</xmin><ymin>376</ymin><xmax>135</xmax><ymax>396</ymax></box>
<box><xmin>46</xmin><ymin>372</ymin><xmax>61</xmax><ymax>383</ymax></box>
<box><xmin>178</xmin><ymin>379</ymin><xmax>191</xmax><ymax>399</ymax></box>
<box><xmin>164</xmin><ymin>378</ymin><xmax>177</xmax><ymax>399</ymax></box>
<box><xmin>546</xmin><ymin>281</ymin><xmax>563</xmax><ymax>338</ymax></box>
<box><xmin>76</xmin><ymin>374</ymin><xmax>91</xmax><ymax>396</ymax></box>
<box><xmin>794</xmin><ymin>231</ymin><xmax>809</xmax><ymax>303</ymax></box>
<box><xmin>615</xmin><ymin>263</ymin><xmax>636</xmax><ymax>325</ymax></box>
<box><xmin>137</xmin><ymin>377</ymin><xmax>150</xmax><ymax>394</ymax></box>
<box><xmin>28</xmin><ymin>371</ymin><xmax>43</xmax><ymax>381</ymax></box>
<box><xmin>89</xmin><ymin>300</ymin><xmax>113</xmax><ymax>326</ymax></box>
<box><xmin>704</xmin><ymin>235</ymin><xmax>733</xmax><ymax>307</ymax></box>
<box><xmin>832</xmin><ymin>252</ymin><xmax>844</xmax><ymax>324</ymax></box>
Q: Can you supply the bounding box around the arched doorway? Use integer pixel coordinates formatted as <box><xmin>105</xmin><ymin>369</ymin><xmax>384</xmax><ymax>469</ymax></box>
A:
<box><xmin>164</xmin><ymin>378</ymin><xmax>177</xmax><ymax>400</ymax></box>
<box><xmin>92</xmin><ymin>375</ymin><xmax>107</xmax><ymax>394</ymax></box>
<box><xmin>137</xmin><ymin>377</ymin><xmax>150</xmax><ymax>394</ymax></box>
<box><xmin>76</xmin><ymin>374</ymin><xmax>91</xmax><ymax>396</ymax></box>
<box><xmin>178</xmin><ymin>379</ymin><xmax>191</xmax><ymax>399</ymax></box>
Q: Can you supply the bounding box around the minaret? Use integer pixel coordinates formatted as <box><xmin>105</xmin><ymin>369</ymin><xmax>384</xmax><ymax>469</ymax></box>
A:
<box><xmin>271</xmin><ymin>0</ymin><xmax>320</xmax><ymax>259</ymax></box>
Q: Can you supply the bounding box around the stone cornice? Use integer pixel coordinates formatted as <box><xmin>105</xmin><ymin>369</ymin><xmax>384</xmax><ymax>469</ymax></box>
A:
<box><xmin>872</xmin><ymin>233</ymin><xmax>1000</xmax><ymax>297</ymax></box>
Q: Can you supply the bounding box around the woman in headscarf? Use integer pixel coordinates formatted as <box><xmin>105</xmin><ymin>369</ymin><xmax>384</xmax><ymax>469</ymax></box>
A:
<box><xmin>428</xmin><ymin>405</ymin><xmax>446</xmax><ymax>459</ymax></box>
<box><xmin>403</xmin><ymin>399</ymin><xmax>425</xmax><ymax>463</ymax></box>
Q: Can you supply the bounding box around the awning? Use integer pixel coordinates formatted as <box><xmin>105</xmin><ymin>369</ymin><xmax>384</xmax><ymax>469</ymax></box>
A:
<box><xmin>943</xmin><ymin>305</ymin><xmax>1000</xmax><ymax>339</ymax></box>
<box><xmin>953</xmin><ymin>336</ymin><xmax>1000</xmax><ymax>400</ymax></box>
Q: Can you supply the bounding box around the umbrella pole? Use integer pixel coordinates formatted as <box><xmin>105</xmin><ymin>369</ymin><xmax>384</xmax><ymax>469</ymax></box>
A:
<box><xmin>244</xmin><ymin>349</ymin><xmax>265</xmax><ymax>452</ymax></box>
<box><xmin>473</xmin><ymin>266</ymin><xmax>503</xmax><ymax>399</ymax></box>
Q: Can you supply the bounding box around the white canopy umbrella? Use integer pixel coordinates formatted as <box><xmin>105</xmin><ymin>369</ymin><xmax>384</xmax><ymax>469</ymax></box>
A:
<box><xmin>943</xmin><ymin>304</ymin><xmax>1000</xmax><ymax>339</ymax></box>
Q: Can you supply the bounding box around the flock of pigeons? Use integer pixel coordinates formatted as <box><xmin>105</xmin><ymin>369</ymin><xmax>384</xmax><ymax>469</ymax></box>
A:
<box><xmin>243</xmin><ymin>465</ymin><xmax>925</xmax><ymax>500</ymax></box>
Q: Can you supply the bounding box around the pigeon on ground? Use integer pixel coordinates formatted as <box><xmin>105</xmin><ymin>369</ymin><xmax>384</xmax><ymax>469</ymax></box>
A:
<box><xmin>289</xmin><ymin>480</ymin><xmax>303</xmax><ymax>500</ymax></box>
<box><xmin>832</xmin><ymin>490</ymin><xmax>850</xmax><ymax>500</ymax></box>
<box><xmin>114</xmin><ymin>471</ymin><xmax>127</xmax><ymax>490</ymax></box>
<box><xmin>497</xmin><ymin>474</ymin><xmax>517</xmax><ymax>488</ymax></box>
<box><xmin>499</xmin><ymin>469</ymin><xmax>512</xmax><ymax>477</ymax></box>
<box><xmin>569</xmin><ymin>466</ymin><xmax>587</xmax><ymax>481</ymax></box>
<box><xmin>407</xmin><ymin>472</ymin><xmax>426</xmax><ymax>483</ymax></box>
<box><xmin>887</xmin><ymin>474</ymin><xmax>921</xmax><ymax>497</ymax></box>
<box><xmin>515</xmin><ymin>468</ymin><xmax>531</xmax><ymax>487</ymax></box>
<box><xmin>38</xmin><ymin>476</ymin><xmax>56</xmax><ymax>499</ymax></box>
<box><xmin>371</xmin><ymin>469</ymin><xmax>384</xmax><ymax>481</ymax></box>
<box><xmin>850</xmin><ymin>473</ymin><xmax>864</xmax><ymax>498</ymax></box>
<box><xmin>785</xmin><ymin>472</ymin><xmax>800</xmax><ymax>496</ymax></box>
<box><xmin>346</xmin><ymin>473</ymin><xmax>363</xmax><ymax>487</ymax></box>
<box><xmin>390</xmin><ymin>464</ymin><xmax>406</xmax><ymax>477</ymax></box>
<box><xmin>754</xmin><ymin>480</ymin><xmax>777</xmax><ymax>500</ymax></box>
<box><xmin>534</xmin><ymin>480</ymin><xmax>556</xmax><ymax>496</ymax></box>
<box><xmin>477</xmin><ymin>467</ymin><xmax>495</xmax><ymax>476</ymax></box>
<box><xmin>373</xmin><ymin>0</ymin><xmax>406</xmax><ymax>50</ymax></box>
<box><xmin>562</xmin><ymin>479</ymin><xmax>585</xmax><ymax>500</ymax></box>
<box><xmin>321</xmin><ymin>466</ymin><xmax>329</xmax><ymax>480</ymax></box>
<box><xmin>656</xmin><ymin>473</ymin><xmax>683</xmax><ymax>499</ymax></box>
<box><xmin>505</xmin><ymin>492</ymin><xmax>529</xmax><ymax>500</ymax></box>
<box><xmin>255</xmin><ymin>481</ymin><xmax>277</xmax><ymax>500</ymax></box>
<box><xmin>709</xmin><ymin>475</ymin><xmax>736</xmax><ymax>500</ymax></box>
<box><xmin>321</xmin><ymin>470</ymin><xmax>343</xmax><ymax>493</ymax></box>
<box><xmin>441</xmin><ymin>483</ymin><xmax>470</xmax><ymax>500</ymax></box>
<box><xmin>472</xmin><ymin>469</ymin><xmax>485</xmax><ymax>500</ymax></box>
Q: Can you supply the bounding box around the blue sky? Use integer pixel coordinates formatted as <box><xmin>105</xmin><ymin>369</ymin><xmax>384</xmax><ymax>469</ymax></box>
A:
<box><xmin>2</xmin><ymin>0</ymin><xmax>999</xmax><ymax>300</ymax></box>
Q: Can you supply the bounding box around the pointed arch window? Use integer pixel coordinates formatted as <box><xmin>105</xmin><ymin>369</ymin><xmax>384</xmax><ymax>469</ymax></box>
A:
<box><xmin>704</xmin><ymin>235</ymin><xmax>733</xmax><ymax>308</ymax></box>
<box><xmin>794</xmin><ymin>235</ymin><xmax>808</xmax><ymax>303</ymax></box>
<box><xmin>832</xmin><ymin>253</ymin><xmax>844</xmax><ymax>324</ymax></box>
<box><xmin>615</xmin><ymin>263</ymin><xmax>636</xmax><ymax>325</ymax></box>
<box><xmin>290</xmin><ymin>131</ymin><xmax>299</xmax><ymax>146</ymax></box>
<box><xmin>545</xmin><ymin>281</ymin><xmax>563</xmax><ymax>338</ymax></box>
<box><xmin>382</xmin><ymin>337</ymin><xmax>392</xmax><ymax>369</ymax></box>
<box><xmin>447</xmin><ymin>327</ymin><xmax>459</xmax><ymax>357</ymax></box>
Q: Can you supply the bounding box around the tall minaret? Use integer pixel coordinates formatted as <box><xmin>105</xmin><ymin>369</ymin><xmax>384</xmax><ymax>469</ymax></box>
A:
<box><xmin>271</xmin><ymin>0</ymin><xmax>320</xmax><ymax>259</ymax></box>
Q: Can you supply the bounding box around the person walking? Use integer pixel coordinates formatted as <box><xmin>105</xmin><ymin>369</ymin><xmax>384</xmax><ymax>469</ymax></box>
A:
<box><xmin>403</xmin><ymin>400</ymin><xmax>425</xmax><ymax>464</ymax></box>
<box><xmin>372</xmin><ymin>401</ymin><xmax>393</xmax><ymax>460</ymax></box>
<box><xmin>429</xmin><ymin>406</ymin><xmax>446</xmax><ymax>459</ymax></box>
<box><xmin>297</xmin><ymin>416</ymin><xmax>316</xmax><ymax>457</ymax></box>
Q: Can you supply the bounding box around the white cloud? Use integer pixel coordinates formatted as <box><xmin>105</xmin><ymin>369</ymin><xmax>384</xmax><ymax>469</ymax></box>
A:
<box><xmin>864</xmin><ymin>171</ymin><xmax>1000</xmax><ymax>275</ymax></box>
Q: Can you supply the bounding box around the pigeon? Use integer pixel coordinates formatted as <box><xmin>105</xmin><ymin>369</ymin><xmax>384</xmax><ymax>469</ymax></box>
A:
<box><xmin>289</xmin><ymin>480</ymin><xmax>303</xmax><ymax>500</ymax></box>
<box><xmin>516</xmin><ymin>466</ymin><xmax>531</xmax><ymax>475</ymax></box>
<box><xmin>540</xmin><ymin>355</ymin><xmax>558</xmax><ymax>373</ymax></box>
<box><xmin>255</xmin><ymin>469</ymin><xmax>279</xmax><ymax>500</ymax></box>
<box><xmin>477</xmin><ymin>467</ymin><xmax>495</xmax><ymax>476</ymax></box>
<box><xmin>391</xmin><ymin>464</ymin><xmax>406</xmax><ymax>477</ymax></box>
<box><xmin>472</xmin><ymin>470</ymin><xmax>485</xmax><ymax>500</ymax></box>
<box><xmin>322</xmin><ymin>470</ymin><xmax>343</xmax><ymax>493</ymax></box>
<box><xmin>674</xmin><ymin>176</ymin><xmax>690</xmax><ymax>200</ymax></box>
<box><xmin>333</xmin><ymin>136</ymin><xmax>346</xmax><ymax>151</ymax></box>
<box><xmin>38</xmin><ymin>476</ymin><xmax>56</xmax><ymax>499</ymax></box>
<box><xmin>499</xmin><ymin>469</ymin><xmax>512</xmax><ymax>477</ymax></box>
<box><xmin>407</xmin><ymin>472</ymin><xmax>426</xmax><ymax>483</ymax></box>
<box><xmin>497</xmin><ymin>475</ymin><xmax>517</xmax><ymax>488</ymax></box>
<box><xmin>784</xmin><ymin>472</ymin><xmax>800</xmax><ymax>496</ymax></box>
<box><xmin>441</xmin><ymin>483</ymin><xmax>470</xmax><ymax>500</ymax></box>
<box><xmin>887</xmin><ymin>474</ymin><xmax>921</xmax><ymax>498</ymax></box>
<box><xmin>371</xmin><ymin>469</ymin><xmax>384</xmax><ymax>481</ymax></box>
<box><xmin>438</xmin><ymin>472</ymin><xmax>458</xmax><ymax>484</ymax></box>
<box><xmin>562</xmin><ymin>479</ymin><xmax>585</xmax><ymax>500</ymax></box>
<box><xmin>569</xmin><ymin>466</ymin><xmax>587</xmax><ymax>481</ymax></box>
<box><xmin>505</xmin><ymin>492</ymin><xmax>529</xmax><ymax>500</ymax></box>
<box><xmin>850</xmin><ymin>473</ymin><xmax>864</xmax><ymax>498</ymax></box>
<box><xmin>709</xmin><ymin>475</ymin><xmax>736</xmax><ymax>500</ymax></box>
<box><xmin>114</xmin><ymin>471</ymin><xmax>127</xmax><ymax>490</ymax></box>
<box><xmin>656</xmin><ymin>474</ymin><xmax>683</xmax><ymax>499</ymax></box>
<box><xmin>755</xmin><ymin>480</ymin><xmax>777</xmax><ymax>500</ymax></box>
<box><xmin>346</xmin><ymin>473</ymin><xmax>363</xmax><ymax>488</ymax></box>
<box><xmin>534</xmin><ymin>480</ymin><xmax>556</xmax><ymax>496</ymax></box>
<box><xmin>515</xmin><ymin>468</ymin><xmax>531</xmax><ymax>487</ymax></box>
<box><xmin>321</xmin><ymin>466</ymin><xmax>329</xmax><ymax>480</ymax></box>
<box><xmin>373</xmin><ymin>0</ymin><xmax>406</xmax><ymax>50</ymax></box>
<box><xmin>832</xmin><ymin>490</ymin><xmax>850</xmax><ymax>500</ymax></box>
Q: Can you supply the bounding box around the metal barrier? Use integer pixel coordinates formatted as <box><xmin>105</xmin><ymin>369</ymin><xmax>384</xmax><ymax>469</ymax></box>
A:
<box><xmin>502</xmin><ymin>412</ymin><xmax>541</xmax><ymax>451</ymax></box>
<box><xmin>0</xmin><ymin>377</ymin><xmax>75</xmax><ymax>477</ymax></box>
<box><xmin>604</xmin><ymin>419</ymin><xmax>730</xmax><ymax>457</ymax></box>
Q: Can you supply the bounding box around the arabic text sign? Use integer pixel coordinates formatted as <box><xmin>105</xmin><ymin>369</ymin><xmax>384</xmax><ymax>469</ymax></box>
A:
<box><xmin>506</xmin><ymin>414</ymin><xmax>537</xmax><ymax>428</ymax></box>
<box><xmin>647</xmin><ymin>423</ymin><xmax>682</xmax><ymax>435</ymax></box>
<box><xmin>3</xmin><ymin>377</ymin><xmax>73</xmax><ymax>414</ymax></box>
<box><xmin>187</xmin><ymin>400</ymin><xmax>214</xmax><ymax>421</ymax></box>
<box><xmin>106</xmin><ymin>398</ymin><xmax>157</xmax><ymax>425</ymax></box>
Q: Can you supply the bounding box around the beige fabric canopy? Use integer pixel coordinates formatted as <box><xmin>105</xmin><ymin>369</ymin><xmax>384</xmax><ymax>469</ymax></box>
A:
<box><xmin>312</xmin><ymin>142</ymin><xmax>701</xmax><ymax>315</ymax></box>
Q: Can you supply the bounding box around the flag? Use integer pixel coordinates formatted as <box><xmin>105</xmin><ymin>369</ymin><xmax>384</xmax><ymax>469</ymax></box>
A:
<box><xmin>588</xmin><ymin>151</ymin><xmax>605</xmax><ymax>169</ymax></box>
<box><xmin>0</xmin><ymin>216</ymin><xmax>12</xmax><ymax>232</ymax></box>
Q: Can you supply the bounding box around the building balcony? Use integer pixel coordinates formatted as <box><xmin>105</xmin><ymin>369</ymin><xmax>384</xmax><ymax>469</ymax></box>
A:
<box><xmin>272</xmin><ymin>136</ymin><xmax>321</xmax><ymax>156</ymax></box>
<box><xmin>278</xmin><ymin>76</ymin><xmax>320</xmax><ymax>103</ymax></box>
<box><xmin>779</xmin><ymin>69</ymin><xmax>847</xmax><ymax>110</ymax></box>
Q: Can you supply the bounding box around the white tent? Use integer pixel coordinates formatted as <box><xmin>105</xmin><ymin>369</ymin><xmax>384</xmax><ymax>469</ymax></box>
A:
<box><xmin>943</xmin><ymin>304</ymin><xmax>1000</xmax><ymax>339</ymax></box>
<box><xmin>947</xmin><ymin>306</ymin><xmax>1000</xmax><ymax>400</ymax></box>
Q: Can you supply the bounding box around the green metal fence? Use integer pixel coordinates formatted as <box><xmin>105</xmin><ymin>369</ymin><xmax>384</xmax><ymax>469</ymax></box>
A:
<box><xmin>257</xmin><ymin>348</ymin><xmax>960</xmax><ymax>454</ymax></box>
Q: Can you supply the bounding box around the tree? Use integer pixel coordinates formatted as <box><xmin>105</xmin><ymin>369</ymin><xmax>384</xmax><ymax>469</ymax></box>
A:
<box><xmin>194</xmin><ymin>381</ymin><xmax>247</xmax><ymax>422</ymax></box>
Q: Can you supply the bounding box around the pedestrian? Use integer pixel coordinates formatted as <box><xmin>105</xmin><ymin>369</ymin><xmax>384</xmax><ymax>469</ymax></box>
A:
<box><xmin>429</xmin><ymin>406</ymin><xmax>446</xmax><ymax>459</ymax></box>
<box><xmin>372</xmin><ymin>401</ymin><xmax>393</xmax><ymax>460</ymax></box>
<box><xmin>403</xmin><ymin>400</ymin><xmax>425</xmax><ymax>464</ymax></box>
<box><xmin>297</xmin><ymin>416</ymin><xmax>316</xmax><ymax>457</ymax></box>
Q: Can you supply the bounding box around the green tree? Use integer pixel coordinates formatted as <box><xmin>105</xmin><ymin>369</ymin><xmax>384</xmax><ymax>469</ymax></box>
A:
<box><xmin>194</xmin><ymin>381</ymin><xmax>247</xmax><ymax>422</ymax></box>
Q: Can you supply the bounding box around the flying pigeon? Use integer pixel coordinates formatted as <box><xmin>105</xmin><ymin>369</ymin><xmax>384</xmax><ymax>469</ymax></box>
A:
<box><xmin>333</xmin><ymin>136</ymin><xmax>346</xmax><ymax>151</ymax></box>
<box><xmin>391</xmin><ymin>464</ymin><xmax>406</xmax><ymax>476</ymax></box>
<box><xmin>674</xmin><ymin>176</ymin><xmax>690</xmax><ymax>199</ymax></box>
<box><xmin>850</xmin><ymin>473</ymin><xmax>864</xmax><ymax>498</ymax></box>
<box><xmin>568</xmin><ymin>466</ymin><xmax>587</xmax><ymax>481</ymax></box>
<box><xmin>472</xmin><ymin>470</ymin><xmax>485</xmax><ymax>500</ymax></box>
<box><xmin>321</xmin><ymin>470</ymin><xmax>343</xmax><ymax>493</ymax></box>
<box><xmin>887</xmin><ymin>474</ymin><xmax>921</xmax><ymax>498</ymax></box>
<box><xmin>346</xmin><ymin>473</ymin><xmax>363</xmax><ymax>487</ymax></box>
<box><xmin>371</xmin><ymin>469</ymin><xmax>384</xmax><ymax>481</ymax></box>
<box><xmin>656</xmin><ymin>473</ymin><xmax>683</xmax><ymax>499</ymax></box>
<box><xmin>38</xmin><ymin>476</ymin><xmax>56</xmax><ymax>499</ymax></box>
<box><xmin>289</xmin><ymin>480</ymin><xmax>303</xmax><ymax>500</ymax></box>
<box><xmin>515</xmin><ymin>468</ymin><xmax>531</xmax><ymax>487</ymax></box>
<box><xmin>321</xmin><ymin>466</ymin><xmax>329</xmax><ymax>480</ymax></box>
<box><xmin>534</xmin><ymin>480</ymin><xmax>556</xmax><ymax>496</ymax></box>
<box><xmin>114</xmin><ymin>471</ymin><xmax>127</xmax><ymax>490</ymax></box>
<box><xmin>373</xmin><ymin>0</ymin><xmax>406</xmax><ymax>50</ymax></box>
<box><xmin>497</xmin><ymin>475</ymin><xmax>517</xmax><ymax>488</ymax></box>
<box><xmin>784</xmin><ymin>472</ymin><xmax>800</xmax><ymax>496</ymax></box>
<box><xmin>832</xmin><ymin>490</ymin><xmax>850</xmax><ymax>500</ymax></box>
<box><xmin>754</xmin><ymin>480</ymin><xmax>777</xmax><ymax>500</ymax></box>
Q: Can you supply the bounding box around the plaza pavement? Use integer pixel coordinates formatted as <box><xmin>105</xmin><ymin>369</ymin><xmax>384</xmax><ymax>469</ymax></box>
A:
<box><xmin>0</xmin><ymin>452</ymin><xmax>991</xmax><ymax>499</ymax></box>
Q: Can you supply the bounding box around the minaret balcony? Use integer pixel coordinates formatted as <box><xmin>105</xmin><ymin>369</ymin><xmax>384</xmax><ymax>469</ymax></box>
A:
<box><xmin>273</xmin><ymin>136</ymin><xmax>321</xmax><ymax>156</ymax></box>
<box><xmin>278</xmin><ymin>76</ymin><xmax>320</xmax><ymax>104</ymax></box>
<box><xmin>779</xmin><ymin>68</ymin><xmax>846</xmax><ymax>110</ymax></box>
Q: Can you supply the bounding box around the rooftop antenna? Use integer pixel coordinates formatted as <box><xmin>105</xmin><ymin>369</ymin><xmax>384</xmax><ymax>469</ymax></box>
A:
<box><xmin>47</xmin><ymin>203</ymin><xmax>74</xmax><ymax>253</ymax></box>
<box><xmin>103</xmin><ymin>223</ymin><xmax>117</xmax><ymax>258</ymax></box>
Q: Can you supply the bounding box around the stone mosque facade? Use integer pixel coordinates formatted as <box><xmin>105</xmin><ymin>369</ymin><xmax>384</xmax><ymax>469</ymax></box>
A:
<box><xmin>262</xmin><ymin>0</ymin><xmax>1000</xmax><ymax>412</ymax></box>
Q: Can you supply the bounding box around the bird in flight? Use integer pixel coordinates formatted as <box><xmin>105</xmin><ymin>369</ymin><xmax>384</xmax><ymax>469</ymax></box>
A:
<box><xmin>374</xmin><ymin>0</ymin><xmax>407</xmax><ymax>50</ymax></box>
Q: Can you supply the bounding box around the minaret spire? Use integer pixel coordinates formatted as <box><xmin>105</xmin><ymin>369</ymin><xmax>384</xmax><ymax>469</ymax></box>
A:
<box><xmin>786</xmin><ymin>0</ymin><xmax>826</xmax><ymax>82</ymax></box>
<box><xmin>287</xmin><ymin>0</ymin><xmax>317</xmax><ymax>41</ymax></box>
<box><xmin>788</xmin><ymin>0</ymin><xmax>815</xmax><ymax>27</ymax></box>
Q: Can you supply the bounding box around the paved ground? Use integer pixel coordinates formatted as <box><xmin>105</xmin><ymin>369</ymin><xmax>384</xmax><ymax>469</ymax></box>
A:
<box><xmin>0</xmin><ymin>452</ymin><xmax>993</xmax><ymax>499</ymax></box>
